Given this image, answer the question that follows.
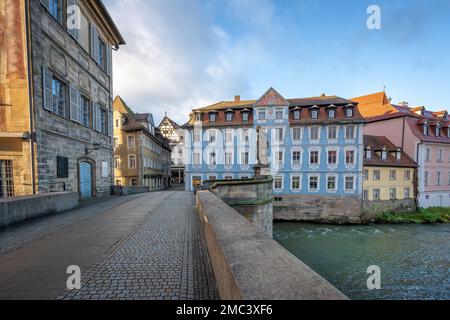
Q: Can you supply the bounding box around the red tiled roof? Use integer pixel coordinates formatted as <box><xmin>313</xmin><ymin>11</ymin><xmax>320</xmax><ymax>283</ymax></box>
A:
<box><xmin>363</xmin><ymin>135</ymin><xmax>417</xmax><ymax>168</ymax></box>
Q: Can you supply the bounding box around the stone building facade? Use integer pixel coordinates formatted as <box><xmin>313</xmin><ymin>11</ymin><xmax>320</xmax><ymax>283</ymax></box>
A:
<box><xmin>113</xmin><ymin>96</ymin><xmax>171</xmax><ymax>190</ymax></box>
<box><xmin>1</xmin><ymin>0</ymin><xmax>125</xmax><ymax>198</ymax></box>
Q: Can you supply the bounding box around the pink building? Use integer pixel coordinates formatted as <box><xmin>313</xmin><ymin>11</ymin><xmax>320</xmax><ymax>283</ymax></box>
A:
<box><xmin>353</xmin><ymin>92</ymin><xmax>450</xmax><ymax>208</ymax></box>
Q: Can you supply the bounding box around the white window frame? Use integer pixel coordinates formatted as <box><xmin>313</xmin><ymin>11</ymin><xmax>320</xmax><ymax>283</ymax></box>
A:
<box><xmin>344</xmin><ymin>176</ymin><xmax>356</xmax><ymax>192</ymax></box>
<box><xmin>308</xmin><ymin>175</ymin><xmax>320</xmax><ymax>192</ymax></box>
<box><xmin>291</xmin><ymin>175</ymin><xmax>301</xmax><ymax>191</ymax></box>
<box><xmin>274</xmin><ymin>175</ymin><xmax>284</xmax><ymax>191</ymax></box>
<box><xmin>127</xmin><ymin>135</ymin><xmax>135</xmax><ymax>148</ymax></box>
<box><xmin>128</xmin><ymin>154</ymin><xmax>136</xmax><ymax>169</ymax></box>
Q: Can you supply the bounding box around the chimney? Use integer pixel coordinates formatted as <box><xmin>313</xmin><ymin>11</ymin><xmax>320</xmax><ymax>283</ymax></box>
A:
<box><xmin>234</xmin><ymin>95</ymin><xmax>241</xmax><ymax>102</ymax></box>
<box><xmin>398</xmin><ymin>101</ymin><xmax>409</xmax><ymax>108</ymax></box>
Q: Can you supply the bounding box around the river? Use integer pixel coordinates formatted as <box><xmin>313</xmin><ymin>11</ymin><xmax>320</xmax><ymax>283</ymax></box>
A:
<box><xmin>273</xmin><ymin>223</ymin><xmax>450</xmax><ymax>300</ymax></box>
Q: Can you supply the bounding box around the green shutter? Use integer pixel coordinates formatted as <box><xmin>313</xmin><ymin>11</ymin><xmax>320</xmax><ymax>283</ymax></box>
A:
<box><xmin>42</xmin><ymin>67</ymin><xmax>53</xmax><ymax>111</ymax></box>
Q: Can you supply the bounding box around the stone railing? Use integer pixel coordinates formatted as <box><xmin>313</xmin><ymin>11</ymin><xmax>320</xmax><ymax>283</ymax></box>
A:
<box><xmin>111</xmin><ymin>186</ymin><xmax>150</xmax><ymax>196</ymax></box>
<box><xmin>203</xmin><ymin>176</ymin><xmax>274</xmax><ymax>237</ymax></box>
<box><xmin>0</xmin><ymin>192</ymin><xmax>79</xmax><ymax>228</ymax></box>
<box><xmin>196</xmin><ymin>191</ymin><xmax>348</xmax><ymax>300</ymax></box>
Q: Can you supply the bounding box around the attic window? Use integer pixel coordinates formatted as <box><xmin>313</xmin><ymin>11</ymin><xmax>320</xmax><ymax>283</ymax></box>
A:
<box><xmin>328</xmin><ymin>108</ymin><xmax>336</xmax><ymax>118</ymax></box>
<box><xmin>293</xmin><ymin>109</ymin><xmax>301</xmax><ymax>120</ymax></box>
<box><xmin>195</xmin><ymin>113</ymin><xmax>201</xmax><ymax>122</ymax></box>
<box><xmin>436</xmin><ymin>125</ymin><xmax>441</xmax><ymax>137</ymax></box>
<box><xmin>242</xmin><ymin>111</ymin><xmax>249</xmax><ymax>122</ymax></box>
<box><xmin>225</xmin><ymin>111</ymin><xmax>234</xmax><ymax>122</ymax></box>
<box><xmin>396</xmin><ymin>150</ymin><xmax>402</xmax><ymax>160</ymax></box>
<box><xmin>381</xmin><ymin>149</ymin><xmax>388</xmax><ymax>160</ymax></box>
<box><xmin>345</xmin><ymin>107</ymin><xmax>354</xmax><ymax>118</ymax></box>
<box><xmin>365</xmin><ymin>148</ymin><xmax>372</xmax><ymax>159</ymax></box>
<box><xmin>311</xmin><ymin>109</ymin><xmax>319</xmax><ymax>119</ymax></box>
<box><xmin>423</xmin><ymin>124</ymin><xmax>429</xmax><ymax>136</ymax></box>
<box><xmin>209</xmin><ymin>113</ymin><xmax>217</xmax><ymax>122</ymax></box>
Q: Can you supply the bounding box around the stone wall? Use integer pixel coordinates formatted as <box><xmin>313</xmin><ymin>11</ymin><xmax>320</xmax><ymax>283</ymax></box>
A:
<box><xmin>274</xmin><ymin>195</ymin><xmax>363</xmax><ymax>224</ymax></box>
<box><xmin>0</xmin><ymin>192</ymin><xmax>78</xmax><ymax>228</ymax></box>
<box><xmin>362</xmin><ymin>198</ymin><xmax>417</xmax><ymax>221</ymax></box>
<box><xmin>111</xmin><ymin>185</ymin><xmax>150</xmax><ymax>196</ymax></box>
<box><xmin>196</xmin><ymin>191</ymin><xmax>347</xmax><ymax>300</ymax></box>
<box><xmin>205</xmin><ymin>177</ymin><xmax>274</xmax><ymax>237</ymax></box>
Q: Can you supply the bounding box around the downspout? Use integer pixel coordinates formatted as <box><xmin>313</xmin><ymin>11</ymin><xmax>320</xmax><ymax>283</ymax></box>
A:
<box><xmin>24</xmin><ymin>0</ymin><xmax>36</xmax><ymax>194</ymax></box>
<box><xmin>415</xmin><ymin>142</ymin><xmax>423</xmax><ymax>209</ymax></box>
<box><xmin>401</xmin><ymin>115</ymin><xmax>405</xmax><ymax>150</ymax></box>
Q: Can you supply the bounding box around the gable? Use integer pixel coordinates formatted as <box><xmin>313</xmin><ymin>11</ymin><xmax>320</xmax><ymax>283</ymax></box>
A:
<box><xmin>253</xmin><ymin>87</ymin><xmax>290</xmax><ymax>107</ymax></box>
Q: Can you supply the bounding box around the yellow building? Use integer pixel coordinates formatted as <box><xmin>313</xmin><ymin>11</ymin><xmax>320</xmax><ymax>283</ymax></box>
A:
<box><xmin>363</xmin><ymin>135</ymin><xmax>418</xmax><ymax>215</ymax></box>
<box><xmin>113</xmin><ymin>96</ymin><xmax>171</xmax><ymax>190</ymax></box>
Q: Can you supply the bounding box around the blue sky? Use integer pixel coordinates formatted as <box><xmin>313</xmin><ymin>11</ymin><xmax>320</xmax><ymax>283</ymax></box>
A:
<box><xmin>104</xmin><ymin>0</ymin><xmax>450</xmax><ymax>124</ymax></box>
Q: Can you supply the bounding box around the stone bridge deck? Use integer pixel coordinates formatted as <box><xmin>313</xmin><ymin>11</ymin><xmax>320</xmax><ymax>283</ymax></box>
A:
<box><xmin>0</xmin><ymin>192</ymin><xmax>217</xmax><ymax>300</ymax></box>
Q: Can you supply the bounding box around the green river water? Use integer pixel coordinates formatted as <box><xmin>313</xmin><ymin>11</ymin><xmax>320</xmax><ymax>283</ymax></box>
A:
<box><xmin>273</xmin><ymin>223</ymin><xmax>450</xmax><ymax>300</ymax></box>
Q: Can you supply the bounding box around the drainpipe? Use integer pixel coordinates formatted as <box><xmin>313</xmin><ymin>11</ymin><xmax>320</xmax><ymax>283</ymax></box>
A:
<box><xmin>24</xmin><ymin>0</ymin><xmax>36</xmax><ymax>195</ymax></box>
<box><xmin>415</xmin><ymin>142</ymin><xmax>423</xmax><ymax>209</ymax></box>
<box><xmin>401</xmin><ymin>116</ymin><xmax>406</xmax><ymax>150</ymax></box>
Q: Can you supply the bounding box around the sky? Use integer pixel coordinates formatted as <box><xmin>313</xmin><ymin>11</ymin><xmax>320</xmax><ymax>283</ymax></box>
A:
<box><xmin>103</xmin><ymin>0</ymin><xmax>450</xmax><ymax>125</ymax></box>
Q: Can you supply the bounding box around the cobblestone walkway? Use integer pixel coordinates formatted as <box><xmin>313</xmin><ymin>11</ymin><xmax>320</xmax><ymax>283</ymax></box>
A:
<box><xmin>61</xmin><ymin>192</ymin><xmax>218</xmax><ymax>300</ymax></box>
<box><xmin>0</xmin><ymin>194</ymin><xmax>144</xmax><ymax>255</ymax></box>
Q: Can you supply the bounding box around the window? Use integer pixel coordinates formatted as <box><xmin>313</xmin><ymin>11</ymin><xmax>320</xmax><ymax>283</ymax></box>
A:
<box><xmin>276</xmin><ymin>152</ymin><xmax>284</xmax><ymax>166</ymax></box>
<box><xmin>311</xmin><ymin>109</ymin><xmax>319</xmax><ymax>119</ymax></box>
<box><xmin>224</xmin><ymin>175</ymin><xmax>233</xmax><ymax>180</ymax></box>
<box><xmin>389</xmin><ymin>170</ymin><xmax>396</xmax><ymax>181</ymax></box>
<box><xmin>43</xmin><ymin>0</ymin><xmax>63</xmax><ymax>25</ymax></box>
<box><xmin>363</xmin><ymin>190</ymin><xmax>369</xmax><ymax>200</ymax></box>
<box><xmin>292</xmin><ymin>151</ymin><xmax>301</xmax><ymax>166</ymax></box>
<box><xmin>425</xmin><ymin>171</ymin><xmax>429</xmax><ymax>186</ymax></box>
<box><xmin>99</xmin><ymin>107</ymin><xmax>107</xmax><ymax>134</ymax></box>
<box><xmin>98</xmin><ymin>37</ymin><xmax>107</xmax><ymax>70</ymax></box>
<box><xmin>115</xmin><ymin>179</ymin><xmax>122</xmax><ymax>186</ymax></box>
<box><xmin>242</xmin><ymin>112</ymin><xmax>249</xmax><ymax>122</ymax></box>
<box><xmin>310</xmin><ymin>151</ymin><xmax>319</xmax><ymax>164</ymax></box>
<box><xmin>309</xmin><ymin>176</ymin><xmax>319</xmax><ymax>191</ymax></box>
<box><xmin>404</xmin><ymin>188</ymin><xmax>411</xmax><ymax>199</ymax></box>
<box><xmin>389</xmin><ymin>188</ymin><xmax>396</xmax><ymax>200</ymax></box>
<box><xmin>258</xmin><ymin>109</ymin><xmax>266</xmax><ymax>120</ymax></box>
<box><xmin>437</xmin><ymin>171</ymin><xmax>442</xmax><ymax>186</ymax></box>
<box><xmin>241</xmin><ymin>152</ymin><xmax>249</xmax><ymax>165</ymax></box>
<box><xmin>56</xmin><ymin>156</ymin><xmax>69</xmax><ymax>179</ymax></box>
<box><xmin>345</xmin><ymin>108</ymin><xmax>354</xmax><ymax>117</ymax></box>
<box><xmin>225</xmin><ymin>130</ymin><xmax>233</xmax><ymax>143</ymax></box>
<box><xmin>81</xmin><ymin>96</ymin><xmax>91</xmax><ymax>127</ymax></box>
<box><xmin>195</xmin><ymin>113</ymin><xmax>201</xmax><ymax>122</ymax></box>
<box><xmin>293</xmin><ymin>127</ymin><xmax>302</xmax><ymax>141</ymax></box>
<box><xmin>327</xmin><ymin>176</ymin><xmax>336</xmax><ymax>191</ymax></box>
<box><xmin>373</xmin><ymin>189</ymin><xmax>380</xmax><ymax>200</ymax></box>
<box><xmin>345</xmin><ymin>176</ymin><xmax>355</xmax><ymax>191</ymax></box>
<box><xmin>363</xmin><ymin>170</ymin><xmax>369</xmax><ymax>180</ymax></box>
<box><xmin>275</xmin><ymin>108</ymin><xmax>283</xmax><ymax>120</ymax></box>
<box><xmin>274</xmin><ymin>176</ymin><xmax>283</xmax><ymax>190</ymax></box>
<box><xmin>328</xmin><ymin>151</ymin><xmax>337</xmax><ymax>164</ymax></box>
<box><xmin>438</xmin><ymin>149</ymin><xmax>443</xmax><ymax>162</ymax></box>
<box><xmin>115</xmin><ymin>119</ymin><xmax>120</xmax><ymax>128</ymax></box>
<box><xmin>225</xmin><ymin>152</ymin><xmax>233</xmax><ymax>165</ymax></box>
<box><xmin>366</xmin><ymin>149</ymin><xmax>372</xmax><ymax>159</ymax></box>
<box><xmin>404</xmin><ymin>170</ymin><xmax>411</xmax><ymax>180</ymax></box>
<box><xmin>127</xmin><ymin>135</ymin><xmax>135</xmax><ymax>148</ymax></box>
<box><xmin>274</xmin><ymin>197</ymin><xmax>283</xmax><ymax>202</ymax></box>
<box><xmin>310</xmin><ymin>127</ymin><xmax>319</xmax><ymax>140</ymax></box>
<box><xmin>345</xmin><ymin>126</ymin><xmax>355</xmax><ymax>139</ymax></box>
<box><xmin>114</xmin><ymin>137</ymin><xmax>119</xmax><ymax>148</ymax></box>
<box><xmin>226</xmin><ymin>112</ymin><xmax>233</xmax><ymax>122</ymax></box>
<box><xmin>114</xmin><ymin>156</ymin><xmax>120</xmax><ymax>169</ymax></box>
<box><xmin>328</xmin><ymin>126</ymin><xmax>337</xmax><ymax>140</ymax></box>
<box><xmin>51</xmin><ymin>76</ymin><xmax>67</xmax><ymax>117</ymax></box>
<box><xmin>293</xmin><ymin>110</ymin><xmax>301</xmax><ymax>120</ymax></box>
<box><xmin>193</xmin><ymin>153</ymin><xmax>201</xmax><ymax>165</ymax></box>
<box><xmin>426</xmin><ymin>148</ymin><xmax>431</xmax><ymax>161</ymax></box>
<box><xmin>209</xmin><ymin>152</ymin><xmax>216</xmax><ymax>165</ymax></box>
<box><xmin>208</xmin><ymin>176</ymin><xmax>217</xmax><ymax>181</ymax></box>
<box><xmin>242</xmin><ymin>129</ymin><xmax>250</xmax><ymax>142</ymax></box>
<box><xmin>423</xmin><ymin>125</ymin><xmax>429</xmax><ymax>136</ymax></box>
<box><xmin>328</xmin><ymin>109</ymin><xmax>336</xmax><ymax>118</ymax></box>
<box><xmin>346</xmin><ymin>150</ymin><xmax>355</xmax><ymax>164</ymax></box>
<box><xmin>381</xmin><ymin>150</ymin><xmax>388</xmax><ymax>160</ymax></box>
<box><xmin>131</xmin><ymin>178</ymin><xmax>137</xmax><ymax>186</ymax></box>
<box><xmin>291</xmin><ymin>176</ymin><xmax>301</xmax><ymax>190</ymax></box>
<box><xmin>436</xmin><ymin>126</ymin><xmax>441</xmax><ymax>137</ymax></box>
<box><xmin>128</xmin><ymin>155</ymin><xmax>136</xmax><ymax>168</ymax></box>
<box><xmin>373</xmin><ymin>170</ymin><xmax>381</xmax><ymax>181</ymax></box>
<box><xmin>275</xmin><ymin>128</ymin><xmax>283</xmax><ymax>141</ymax></box>
<box><xmin>209</xmin><ymin>130</ymin><xmax>216</xmax><ymax>142</ymax></box>
<box><xmin>209</xmin><ymin>113</ymin><xmax>217</xmax><ymax>122</ymax></box>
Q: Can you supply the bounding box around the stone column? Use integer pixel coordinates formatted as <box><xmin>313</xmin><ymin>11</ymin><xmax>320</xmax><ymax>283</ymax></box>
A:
<box><xmin>5</xmin><ymin>0</ymin><xmax>25</xmax><ymax>80</ymax></box>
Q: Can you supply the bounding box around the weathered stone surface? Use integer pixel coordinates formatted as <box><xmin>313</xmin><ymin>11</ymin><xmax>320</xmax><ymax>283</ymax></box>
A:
<box><xmin>274</xmin><ymin>194</ymin><xmax>363</xmax><ymax>224</ymax></box>
<box><xmin>111</xmin><ymin>186</ymin><xmax>150</xmax><ymax>196</ymax></box>
<box><xmin>362</xmin><ymin>199</ymin><xmax>417</xmax><ymax>221</ymax></box>
<box><xmin>196</xmin><ymin>191</ymin><xmax>348</xmax><ymax>300</ymax></box>
<box><xmin>0</xmin><ymin>192</ymin><xmax>78</xmax><ymax>228</ymax></box>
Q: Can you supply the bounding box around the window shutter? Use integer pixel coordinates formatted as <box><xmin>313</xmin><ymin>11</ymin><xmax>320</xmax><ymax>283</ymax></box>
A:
<box><xmin>42</xmin><ymin>67</ymin><xmax>53</xmax><ymax>111</ymax></box>
<box><xmin>91</xmin><ymin>26</ymin><xmax>99</xmax><ymax>63</ymax></box>
<box><xmin>69</xmin><ymin>86</ymin><xmax>80</xmax><ymax>123</ymax></box>
<box><xmin>92</xmin><ymin>102</ymin><xmax>97</xmax><ymax>131</ymax></box>
<box><xmin>106</xmin><ymin>46</ymin><xmax>112</xmax><ymax>76</ymax></box>
<box><xmin>108</xmin><ymin>106</ymin><xmax>113</xmax><ymax>137</ymax></box>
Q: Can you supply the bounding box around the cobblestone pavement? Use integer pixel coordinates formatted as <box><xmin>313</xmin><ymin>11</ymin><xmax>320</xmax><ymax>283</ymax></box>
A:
<box><xmin>61</xmin><ymin>192</ymin><xmax>218</xmax><ymax>300</ymax></box>
<box><xmin>0</xmin><ymin>194</ymin><xmax>144</xmax><ymax>255</ymax></box>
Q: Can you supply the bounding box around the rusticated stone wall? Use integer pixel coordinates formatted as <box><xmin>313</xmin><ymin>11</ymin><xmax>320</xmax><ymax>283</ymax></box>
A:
<box><xmin>362</xmin><ymin>198</ymin><xmax>417</xmax><ymax>221</ymax></box>
<box><xmin>274</xmin><ymin>195</ymin><xmax>363</xmax><ymax>224</ymax></box>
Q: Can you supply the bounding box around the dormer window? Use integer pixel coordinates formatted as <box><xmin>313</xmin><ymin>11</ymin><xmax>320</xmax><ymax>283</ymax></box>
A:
<box><xmin>209</xmin><ymin>112</ymin><xmax>217</xmax><ymax>123</ymax></box>
<box><xmin>328</xmin><ymin>109</ymin><xmax>336</xmax><ymax>118</ymax></box>
<box><xmin>365</xmin><ymin>147</ymin><xmax>372</xmax><ymax>159</ymax></box>
<box><xmin>345</xmin><ymin>107</ymin><xmax>354</xmax><ymax>118</ymax></box>
<box><xmin>311</xmin><ymin>109</ymin><xmax>319</xmax><ymax>119</ymax></box>
<box><xmin>293</xmin><ymin>109</ymin><xmax>301</xmax><ymax>120</ymax></box>
<box><xmin>195</xmin><ymin>113</ymin><xmax>201</xmax><ymax>122</ymax></box>
<box><xmin>447</xmin><ymin>127</ymin><xmax>450</xmax><ymax>138</ymax></box>
<box><xmin>436</xmin><ymin>125</ymin><xmax>441</xmax><ymax>137</ymax></box>
<box><xmin>225</xmin><ymin>111</ymin><xmax>234</xmax><ymax>122</ymax></box>
<box><xmin>242</xmin><ymin>111</ymin><xmax>249</xmax><ymax>122</ymax></box>
<box><xmin>381</xmin><ymin>148</ymin><xmax>388</xmax><ymax>160</ymax></box>
<box><xmin>396</xmin><ymin>149</ymin><xmax>402</xmax><ymax>160</ymax></box>
<box><xmin>423</xmin><ymin>124</ymin><xmax>429</xmax><ymax>136</ymax></box>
